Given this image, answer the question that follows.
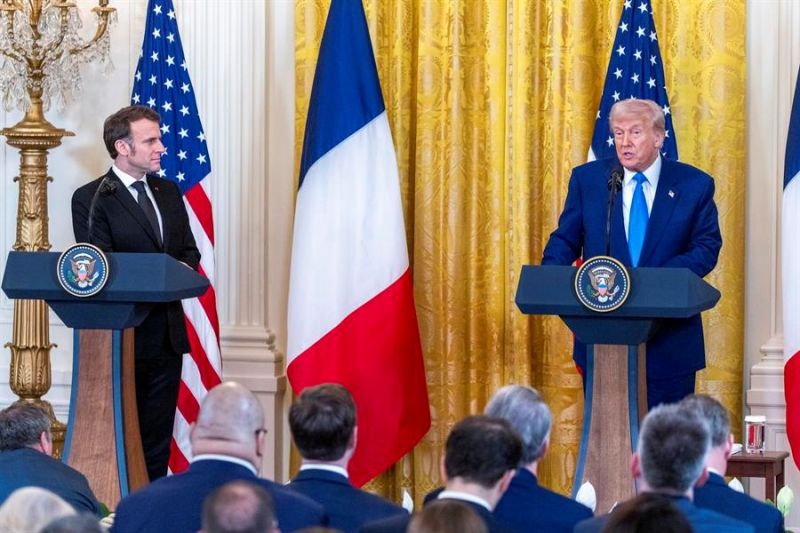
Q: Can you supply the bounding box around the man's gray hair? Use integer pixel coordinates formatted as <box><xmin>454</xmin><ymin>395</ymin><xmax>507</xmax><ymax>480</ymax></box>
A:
<box><xmin>0</xmin><ymin>401</ymin><xmax>51</xmax><ymax>451</ymax></box>
<box><xmin>485</xmin><ymin>385</ymin><xmax>551</xmax><ymax>464</ymax></box>
<box><xmin>679</xmin><ymin>394</ymin><xmax>730</xmax><ymax>448</ymax></box>
<box><xmin>609</xmin><ymin>98</ymin><xmax>666</xmax><ymax>133</ymax></box>
<box><xmin>638</xmin><ymin>403</ymin><xmax>710</xmax><ymax>492</ymax></box>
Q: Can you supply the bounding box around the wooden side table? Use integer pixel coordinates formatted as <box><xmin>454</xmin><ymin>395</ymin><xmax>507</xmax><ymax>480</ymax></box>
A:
<box><xmin>725</xmin><ymin>451</ymin><xmax>790</xmax><ymax>502</ymax></box>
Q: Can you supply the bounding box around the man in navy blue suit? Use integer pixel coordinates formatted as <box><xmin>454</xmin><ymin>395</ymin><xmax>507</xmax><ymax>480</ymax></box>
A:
<box><xmin>361</xmin><ymin>416</ymin><xmax>522</xmax><ymax>533</ymax></box>
<box><xmin>574</xmin><ymin>404</ymin><xmax>753</xmax><ymax>533</ymax></box>
<box><xmin>542</xmin><ymin>98</ymin><xmax>722</xmax><ymax>409</ymax></box>
<box><xmin>682</xmin><ymin>394</ymin><xmax>784</xmax><ymax>533</ymax></box>
<box><xmin>112</xmin><ymin>382</ymin><xmax>326</xmax><ymax>533</ymax></box>
<box><xmin>486</xmin><ymin>385</ymin><xmax>593</xmax><ymax>531</ymax></box>
<box><xmin>286</xmin><ymin>384</ymin><xmax>407</xmax><ymax>532</ymax></box>
<box><xmin>0</xmin><ymin>402</ymin><xmax>99</xmax><ymax>516</ymax></box>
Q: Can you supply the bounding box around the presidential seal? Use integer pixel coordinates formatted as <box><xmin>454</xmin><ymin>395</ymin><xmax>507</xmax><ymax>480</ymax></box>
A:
<box><xmin>574</xmin><ymin>256</ymin><xmax>630</xmax><ymax>313</ymax></box>
<box><xmin>57</xmin><ymin>243</ymin><xmax>109</xmax><ymax>298</ymax></box>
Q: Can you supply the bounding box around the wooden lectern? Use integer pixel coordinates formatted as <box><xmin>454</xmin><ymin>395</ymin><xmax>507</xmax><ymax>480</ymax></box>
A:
<box><xmin>515</xmin><ymin>265</ymin><xmax>719</xmax><ymax>513</ymax></box>
<box><xmin>2</xmin><ymin>251</ymin><xmax>209</xmax><ymax>508</ymax></box>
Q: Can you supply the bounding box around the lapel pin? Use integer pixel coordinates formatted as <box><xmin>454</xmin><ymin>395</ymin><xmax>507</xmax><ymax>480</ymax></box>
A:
<box><xmin>668</xmin><ymin>190</ymin><xmax>675</xmax><ymax>198</ymax></box>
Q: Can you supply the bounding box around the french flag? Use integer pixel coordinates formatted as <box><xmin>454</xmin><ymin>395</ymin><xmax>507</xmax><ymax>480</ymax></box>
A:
<box><xmin>785</xmin><ymin>67</ymin><xmax>800</xmax><ymax>468</ymax></box>
<box><xmin>286</xmin><ymin>0</ymin><xmax>431</xmax><ymax>486</ymax></box>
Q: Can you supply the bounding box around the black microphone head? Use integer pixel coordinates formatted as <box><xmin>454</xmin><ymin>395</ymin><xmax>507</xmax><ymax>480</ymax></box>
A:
<box><xmin>608</xmin><ymin>166</ymin><xmax>624</xmax><ymax>192</ymax></box>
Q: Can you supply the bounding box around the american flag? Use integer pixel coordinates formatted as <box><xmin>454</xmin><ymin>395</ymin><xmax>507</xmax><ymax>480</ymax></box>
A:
<box><xmin>590</xmin><ymin>0</ymin><xmax>677</xmax><ymax>161</ymax></box>
<box><xmin>131</xmin><ymin>0</ymin><xmax>222</xmax><ymax>473</ymax></box>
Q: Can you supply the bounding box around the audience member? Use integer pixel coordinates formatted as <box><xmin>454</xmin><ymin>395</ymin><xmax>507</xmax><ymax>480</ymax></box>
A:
<box><xmin>361</xmin><ymin>415</ymin><xmax>521</xmax><ymax>533</ymax></box>
<box><xmin>574</xmin><ymin>404</ymin><xmax>753</xmax><ymax>533</ymax></box>
<box><xmin>0</xmin><ymin>401</ymin><xmax>100</xmax><ymax>515</ymax></box>
<box><xmin>485</xmin><ymin>385</ymin><xmax>593</xmax><ymax>531</ymax></box>
<box><xmin>0</xmin><ymin>487</ymin><xmax>75</xmax><ymax>533</ymax></box>
<box><xmin>681</xmin><ymin>394</ymin><xmax>783</xmax><ymax>533</ymax></box>
<box><xmin>112</xmin><ymin>381</ymin><xmax>326</xmax><ymax>533</ymax></box>
<box><xmin>287</xmin><ymin>384</ymin><xmax>406</xmax><ymax>532</ymax></box>
<box><xmin>201</xmin><ymin>481</ymin><xmax>277</xmax><ymax>533</ymax></box>
<box><xmin>41</xmin><ymin>513</ymin><xmax>105</xmax><ymax>533</ymax></box>
<box><xmin>407</xmin><ymin>500</ymin><xmax>487</xmax><ymax>533</ymax></box>
<box><xmin>600</xmin><ymin>492</ymin><xmax>692</xmax><ymax>533</ymax></box>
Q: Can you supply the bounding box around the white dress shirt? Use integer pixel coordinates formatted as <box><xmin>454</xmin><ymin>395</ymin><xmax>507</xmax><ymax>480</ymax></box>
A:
<box><xmin>621</xmin><ymin>156</ymin><xmax>661</xmax><ymax>239</ymax></box>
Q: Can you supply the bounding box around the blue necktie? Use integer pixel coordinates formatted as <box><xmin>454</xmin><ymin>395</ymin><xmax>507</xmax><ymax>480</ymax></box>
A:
<box><xmin>628</xmin><ymin>172</ymin><xmax>648</xmax><ymax>267</ymax></box>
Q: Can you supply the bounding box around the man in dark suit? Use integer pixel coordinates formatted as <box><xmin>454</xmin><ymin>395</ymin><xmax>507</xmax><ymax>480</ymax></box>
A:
<box><xmin>112</xmin><ymin>382</ymin><xmax>327</xmax><ymax>533</ymax></box>
<box><xmin>485</xmin><ymin>385</ymin><xmax>593</xmax><ymax>531</ymax></box>
<box><xmin>0</xmin><ymin>402</ymin><xmax>99</xmax><ymax>516</ymax></box>
<box><xmin>361</xmin><ymin>416</ymin><xmax>521</xmax><ymax>533</ymax></box>
<box><xmin>542</xmin><ymin>98</ymin><xmax>722</xmax><ymax>409</ymax></box>
<box><xmin>681</xmin><ymin>394</ymin><xmax>784</xmax><ymax>533</ymax></box>
<box><xmin>287</xmin><ymin>384</ymin><xmax>407</xmax><ymax>532</ymax></box>
<box><xmin>574</xmin><ymin>404</ymin><xmax>753</xmax><ymax>533</ymax></box>
<box><xmin>71</xmin><ymin>105</ymin><xmax>201</xmax><ymax>480</ymax></box>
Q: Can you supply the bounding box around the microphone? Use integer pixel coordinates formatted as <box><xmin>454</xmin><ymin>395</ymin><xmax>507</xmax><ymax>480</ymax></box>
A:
<box><xmin>86</xmin><ymin>175</ymin><xmax>117</xmax><ymax>245</ymax></box>
<box><xmin>605</xmin><ymin>165</ymin><xmax>623</xmax><ymax>256</ymax></box>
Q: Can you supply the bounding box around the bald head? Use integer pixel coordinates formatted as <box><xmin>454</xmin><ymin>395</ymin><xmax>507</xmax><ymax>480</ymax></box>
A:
<box><xmin>191</xmin><ymin>382</ymin><xmax>265</xmax><ymax>464</ymax></box>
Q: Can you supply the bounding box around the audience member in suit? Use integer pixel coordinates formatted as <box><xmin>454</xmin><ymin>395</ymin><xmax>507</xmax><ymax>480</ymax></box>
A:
<box><xmin>407</xmin><ymin>500</ymin><xmax>487</xmax><ymax>533</ymax></box>
<box><xmin>485</xmin><ymin>385</ymin><xmax>593</xmax><ymax>531</ymax></box>
<box><xmin>0</xmin><ymin>487</ymin><xmax>76</xmax><ymax>533</ymax></box>
<box><xmin>574</xmin><ymin>404</ymin><xmax>754</xmax><ymax>533</ymax></box>
<box><xmin>287</xmin><ymin>384</ymin><xmax>407</xmax><ymax>532</ymax></box>
<box><xmin>113</xmin><ymin>382</ymin><xmax>326</xmax><ymax>533</ymax></box>
<box><xmin>0</xmin><ymin>402</ymin><xmax>100</xmax><ymax>516</ymax></box>
<box><xmin>41</xmin><ymin>513</ymin><xmax>105</xmax><ymax>533</ymax></box>
<box><xmin>201</xmin><ymin>481</ymin><xmax>278</xmax><ymax>533</ymax></box>
<box><xmin>599</xmin><ymin>492</ymin><xmax>691</xmax><ymax>533</ymax></box>
<box><xmin>361</xmin><ymin>415</ymin><xmax>522</xmax><ymax>533</ymax></box>
<box><xmin>681</xmin><ymin>395</ymin><xmax>784</xmax><ymax>533</ymax></box>
<box><xmin>72</xmin><ymin>105</ymin><xmax>201</xmax><ymax>481</ymax></box>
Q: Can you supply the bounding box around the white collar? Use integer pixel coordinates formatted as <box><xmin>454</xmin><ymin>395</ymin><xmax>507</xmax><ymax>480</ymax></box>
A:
<box><xmin>191</xmin><ymin>454</ymin><xmax>257</xmax><ymax>475</ymax></box>
<box><xmin>112</xmin><ymin>164</ymin><xmax>146</xmax><ymax>188</ymax></box>
<box><xmin>623</xmin><ymin>155</ymin><xmax>661</xmax><ymax>189</ymax></box>
<box><xmin>437</xmin><ymin>490</ymin><xmax>492</xmax><ymax>511</ymax></box>
<box><xmin>299</xmin><ymin>464</ymin><xmax>349</xmax><ymax>478</ymax></box>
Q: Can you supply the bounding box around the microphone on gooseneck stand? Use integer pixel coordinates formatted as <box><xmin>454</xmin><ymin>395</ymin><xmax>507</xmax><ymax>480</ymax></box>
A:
<box><xmin>605</xmin><ymin>165</ymin><xmax>624</xmax><ymax>257</ymax></box>
<box><xmin>86</xmin><ymin>175</ymin><xmax>117</xmax><ymax>245</ymax></box>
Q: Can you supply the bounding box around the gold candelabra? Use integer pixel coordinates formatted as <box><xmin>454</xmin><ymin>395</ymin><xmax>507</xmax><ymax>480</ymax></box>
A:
<box><xmin>0</xmin><ymin>0</ymin><xmax>115</xmax><ymax>456</ymax></box>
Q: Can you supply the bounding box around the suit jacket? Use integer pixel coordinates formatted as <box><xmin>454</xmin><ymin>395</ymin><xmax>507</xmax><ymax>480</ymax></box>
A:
<box><xmin>694</xmin><ymin>472</ymin><xmax>783</xmax><ymax>533</ymax></box>
<box><xmin>111</xmin><ymin>459</ymin><xmax>327</xmax><ymax>533</ymax></box>
<box><xmin>493</xmin><ymin>468</ymin><xmax>593</xmax><ymax>532</ymax></box>
<box><xmin>0</xmin><ymin>448</ymin><xmax>100</xmax><ymax>516</ymax></box>
<box><xmin>288</xmin><ymin>468</ymin><xmax>407</xmax><ymax>533</ymax></box>
<box><xmin>542</xmin><ymin>157</ymin><xmax>722</xmax><ymax>379</ymax></box>
<box><xmin>360</xmin><ymin>497</ymin><xmax>516</xmax><ymax>533</ymax></box>
<box><xmin>574</xmin><ymin>494</ymin><xmax>754</xmax><ymax>533</ymax></box>
<box><xmin>71</xmin><ymin>170</ymin><xmax>201</xmax><ymax>355</ymax></box>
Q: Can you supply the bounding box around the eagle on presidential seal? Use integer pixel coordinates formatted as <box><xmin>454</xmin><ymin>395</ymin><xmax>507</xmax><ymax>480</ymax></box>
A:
<box><xmin>69</xmin><ymin>252</ymin><xmax>100</xmax><ymax>288</ymax></box>
<box><xmin>588</xmin><ymin>265</ymin><xmax>619</xmax><ymax>303</ymax></box>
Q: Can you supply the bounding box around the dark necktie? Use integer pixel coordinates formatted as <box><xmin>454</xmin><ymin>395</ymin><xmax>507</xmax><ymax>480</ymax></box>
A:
<box><xmin>628</xmin><ymin>172</ymin><xmax>649</xmax><ymax>267</ymax></box>
<box><xmin>131</xmin><ymin>180</ymin><xmax>163</xmax><ymax>247</ymax></box>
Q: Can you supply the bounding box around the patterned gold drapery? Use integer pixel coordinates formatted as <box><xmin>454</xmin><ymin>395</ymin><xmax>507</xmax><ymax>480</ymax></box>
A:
<box><xmin>295</xmin><ymin>0</ymin><xmax>745</xmax><ymax>502</ymax></box>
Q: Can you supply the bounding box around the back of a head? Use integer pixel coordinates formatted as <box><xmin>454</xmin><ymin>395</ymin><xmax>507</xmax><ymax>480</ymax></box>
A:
<box><xmin>202</xmin><ymin>481</ymin><xmax>275</xmax><ymax>533</ymax></box>
<box><xmin>485</xmin><ymin>385</ymin><xmax>551</xmax><ymax>464</ymax></box>
<box><xmin>444</xmin><ymin>415</ymin><xmax>522</xmax><ymax>488</ymax></box>
<box><xmin>193</xmin><ymin>382</ymin><xmax>264</xmax><ymax>446</ymax></box>
<box><xmin>0</xmin><ymin>487</ymin><xmax>76</xmax><ymax>533</ymax></box>
<box><xmin>601</xmin><ymin>493</ymin><xmax>693</xmax><ymax>533</ymax></box>
<box><xmin>637</xmin><ymin>404</ymin><xmax>710</xmax><ymax>493</ymax></box>
<box><xmin>41</xmin><ymin>513</ymin><xmax>104</xmax><ymax>533</ymax></box>
<box><xmin>679</xmin><ymin>394</ymin><xmax>730</xmax><ymax>447</ymax></box>
<box><xmin>0</xmin><ymin>401</ymin><xmax>51</xmax><ymax>451</ymax></box>
<box><xmin>408</xmin><ymin>500</ymin><xmax>488</xmax><ymax>533</ymax></box>
<box><xmin>289</xmin><ymin>383</ymin><xmax>356</xmax><ymax>461</ymax></box>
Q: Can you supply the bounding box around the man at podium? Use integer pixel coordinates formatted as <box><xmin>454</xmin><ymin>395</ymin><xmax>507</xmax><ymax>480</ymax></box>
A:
<box><xmin>71</xmin><ymin>105</ymin><xmax>201</xmax><ymax>480</ymax></box>
<box><xmin>541</xmin><ymin>99</ymin><xmax>722</xmax><ymax>409</ymax></box>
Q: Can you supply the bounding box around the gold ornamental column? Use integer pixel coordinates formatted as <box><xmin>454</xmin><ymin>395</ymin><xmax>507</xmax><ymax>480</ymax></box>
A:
<box><xmin>0</xmin><ymin>0</ymin><xmax>115</xmax><ymax>457</ymax></box>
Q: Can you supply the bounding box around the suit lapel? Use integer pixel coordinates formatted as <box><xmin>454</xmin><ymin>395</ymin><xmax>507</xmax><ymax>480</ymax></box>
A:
<box><xmin>612</xmin><ymin>191</ymin><xmax>632</xmax><ymax>265</ymax></box>
<box><xmin>148</xmin><ymin>175</ymin><xmax>170</xmax><ymax>250</ymax></box>
<box><xmin>106</xmin><ymin>171</ymin><xmax>163</xmax><ymax>249</ymax></box>
<box><xmin>638</xmin><ymin>162</ymin><xmax>680</xmax><ymax>266</ymax></box>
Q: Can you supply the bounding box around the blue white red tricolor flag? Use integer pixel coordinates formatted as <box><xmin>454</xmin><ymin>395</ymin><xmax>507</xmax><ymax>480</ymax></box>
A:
<box><xmin>783</xmin><ymin>67</ymin><xmax>800</xmax><ymax>468</ymax></box>
<box><xmin>287</xmin><ymin>0</ymin><xmax>430</xmax><ymax>486</ymax></box>
<box><xmin>590</xmin><ymin>0</ymin><xmax>677</xmax><ymax>161</ymax></box>
<box><xmin>132</xmin><ymin>0</ymin><xmax>222</xmax><ymax>473</ymax></box>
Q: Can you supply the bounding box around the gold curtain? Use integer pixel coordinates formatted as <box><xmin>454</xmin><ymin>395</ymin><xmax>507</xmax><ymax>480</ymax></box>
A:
<box><xmin>295</xmin><ymin>0</ymin><xmax>745</xmax><ymax>502</ymax></box>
